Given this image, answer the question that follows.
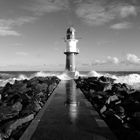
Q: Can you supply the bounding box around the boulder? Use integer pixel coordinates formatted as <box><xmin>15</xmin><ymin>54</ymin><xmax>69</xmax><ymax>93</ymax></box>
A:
<box><xmin>0</xmin><ymin>105</ymin><xmax>20</xmax><ymax>122</ymax></box>
<box><xmin>129</xmin><ymin>117</ymin><xmax>140</xmax><ymax>131</ymax></box>
<box><xmin>33</xmin><ymin>101</ymin><xmax>42</xmax><ymax>112</ymax></box>
<box><xmin>2</xmin><ymin>114</ymin><xmax>34</xmax><ymax>139</ymax></box>
<box><xmin>12</xmin><ymin>101</ymin><xmax>22</xmax><ymax>112</ymax></box>
<box><xmin>103</xmin><ymin>83</ymin><xmax>112</xmax><ymax>92</ymax></box>
<box><xmin>99</xmin><ymin>76</ymin><xmax>114</xmax><ymax>83</ymax></box>
<box><xmin>0</xmin><ymin>76</ymin><xmax>60</xmax><ymax>139</ymax></box>
<box><xmin>106</xmin><ymin>94</ymin><xmax>119</xmax><ymax>104</ymax></box>
<box><xmin>100</xmin><ymin>105</ymin><xmax>107</xmax><ymax>114</ymax></box>
<box><xmin>21</xmin><ymin>101</ymin><xmax>41</xmax><ymax>116</ymax></box>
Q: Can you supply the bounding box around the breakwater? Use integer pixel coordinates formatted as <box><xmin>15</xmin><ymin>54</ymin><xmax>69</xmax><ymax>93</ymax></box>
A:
<box><xmin>75</xmin><ymin>76</ymin><xmax>140</xmax><ymax>140</ymax></box>
<box><xmin>0</xmin><ymin>76</ymin><xmax>60</xmax><ymax>140</ymax></box>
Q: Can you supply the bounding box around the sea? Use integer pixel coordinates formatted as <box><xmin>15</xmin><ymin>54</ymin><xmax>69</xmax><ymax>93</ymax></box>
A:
<box><xmin>0</xmin><ymin>71</ymin><xmax>140</xmax><ymax>90</ymax></box>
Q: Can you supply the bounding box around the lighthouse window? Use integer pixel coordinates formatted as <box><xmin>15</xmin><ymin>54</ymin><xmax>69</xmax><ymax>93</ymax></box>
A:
<box><xmin>67</xmin><ymin>34</ymin><xmax>71</xmax><ymax>40</ymax></box>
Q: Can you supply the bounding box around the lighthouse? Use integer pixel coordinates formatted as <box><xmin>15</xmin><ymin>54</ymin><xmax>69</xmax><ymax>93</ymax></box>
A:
<box><xmin>64</xmin><ymin>27</ymin><xmax>79</xmax><ymax>77</ymax></box>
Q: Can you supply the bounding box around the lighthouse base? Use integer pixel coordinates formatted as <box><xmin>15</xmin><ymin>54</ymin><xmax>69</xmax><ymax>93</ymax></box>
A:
<box><xmin>65</xmin><ymin>70</ymin><xmax>79</xmax><ymax>79</ymax></box>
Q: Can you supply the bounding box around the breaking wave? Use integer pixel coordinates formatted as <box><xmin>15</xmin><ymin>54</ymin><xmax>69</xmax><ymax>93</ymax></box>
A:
<box><xmin>57</xmin><ymin>72</ymin><xmax>73</xmax><ymax>80</ymax></box>
<box><xmin>114</xmin><ymin>74</ymin><xmax>140</xmax><ymax>90</ymax></box>
<box><xmin>57</xmin><ymin>71</ymin><xmax>79</xmax><ymax>80</ymax></box>
<box><xmin>87</xmin><ymin>70</ymin><xmax>102</xmax><ymax>77</ymax></box>
<box><xmin>0</xmin><ymin>71</ymin><xmax>80</xmax><ymax>86</ymax></box>
<box><xmin>32</xmin><ymin>71</ymin><xmax>58</xmax><ymax>78</ymax></box>
<box><xmin>1</xmin><ymin>70</ymin><xmax>140</xmax><ymax>90</ymax></box>
<box><xmin>80</xmin><ymin>70</ymin><xmax>140</xmax><ymax>90</ymax></box>
<box><xmin>0</xmin><ymin>71</ymin><xmax>81</xmax><ymax>86</ymax></box>
<box><xmin>0</xmin><ymin>71</ymin><xmax>60</xmax><ymax>87</ymax></box>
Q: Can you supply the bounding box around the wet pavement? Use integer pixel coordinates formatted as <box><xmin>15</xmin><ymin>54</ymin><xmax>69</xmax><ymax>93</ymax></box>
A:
<box><xmin>21</xmin><ymin>80</ymin><xmax>117</xmax><ymax>140</ymax></box>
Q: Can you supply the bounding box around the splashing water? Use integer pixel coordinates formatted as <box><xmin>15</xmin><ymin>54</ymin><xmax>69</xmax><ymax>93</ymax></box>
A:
<box><xmin>1</xmin><ymin>70</ymin><xmax>140</xmax><ymax>90</ymax></box>
<box><xmin>79</xmin><ymin>70</ymin><xmax>140</xmax><ymax>90</ymax></box>
<box><xmin>0</xmin><ymin>71</ymin><xmax>60</xmax><ymax>87</ymax></box>
<box><xmin>32</xmin><ymin>71</ymin><xmax>57</xmax><ymax>77</ymax></box>
<box><xmin>57</xmin><ymin>71</ymin><xmax>80</xmax><ymax>80</ymax></box>
<box><xmin>87</xmin><ymin>70</ymin><xmax>101</xmax><ymax>77</ymax></box>
<box><xmin>114</xmin><ymin>74</ymin><xmax>140</xmax><ymax>90</ymax></box>
<box><xmin>57</xmin><ymin>72</ymin><xmax>72</xmax><ymax>80</ymax></box>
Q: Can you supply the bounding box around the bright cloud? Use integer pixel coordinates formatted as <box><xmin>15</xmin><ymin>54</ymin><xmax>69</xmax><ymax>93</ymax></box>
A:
<box><xmin>107</xmin><ymin>56</ymin><xmax>120</xmax><ymax>64</ymax></box>
<box><xmin>93</xmin><ymin>56</ymin><xmax>119</xmax><ymax>65</ymax></box>
<box><xmin>120</xmin><ymin>5</ymin><xmax>137</xmax><ymax>18</ymax></box>
<box><xmin>92</xmin><ymin>54</ymin><xmax>140</xmax><ymax>66</ymax></box>
<box><xmin>0</xmin><ymin>29</ymin><xmax>20</xmax><ymax>36</ymax></box>
<box><xmin>126</xmin><ymin>54</ymin><xmax>140</xmax><ymax>64</ymax></box>
<box><xmin>110</xmin><ymin>22</ymin><xmax>132</xmax><ymax>29</ymax></box>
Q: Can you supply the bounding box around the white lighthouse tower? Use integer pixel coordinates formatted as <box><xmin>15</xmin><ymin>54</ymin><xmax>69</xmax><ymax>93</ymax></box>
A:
<box><xmin>64</xmin><ymin>27</ymin><xmax>79</xmax><ymax>78</ymax></box>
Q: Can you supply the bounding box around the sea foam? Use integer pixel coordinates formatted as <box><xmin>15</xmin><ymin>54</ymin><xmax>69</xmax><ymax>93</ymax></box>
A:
<box><xmin>80</xmin><ymin>70</ymin><xmax>140</xmax><ymax>90</ymax></box>
<box><xmin>1</xmin><ymin>71</ymin><xmax>140</xmax><ymax>90</ymax></box>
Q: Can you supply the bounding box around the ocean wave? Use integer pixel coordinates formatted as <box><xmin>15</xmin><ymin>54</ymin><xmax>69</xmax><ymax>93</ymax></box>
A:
<box><xmin>0</xmin><ymin>71</ymin><xmax>60</xmax><ymax>87</ymax></box>
<box><xmin>0</xmin><ymin>73</ymin><xmax>14</xmax><ymax>79</ymax></box>
<box><xmin>114</xmin><ymin>74</ymin><xmax>140</xmax><ymax>84</ymax></box>
<box><xmin>57</xmin><ymin>71</ymin><xmax>79</xmax><ymax>80</ymax></box>
<box><xmin>87</xmin><ymin>70</ymin><xmax>102</xmax><ymax>77</ymax></box>
<box><xmin>1</xmin><ymin>71</ymin><xmax>140</xmax><ymax>90</ymax></box>
<box><xmin>80</xmin><ymin>70</ymin><xmax>140</xmax><ymax>90</ymax></box>
<box><xmin>32</xmin><ymin>71</ymin><xmax>58</xmax><ymax>77</ymax></box>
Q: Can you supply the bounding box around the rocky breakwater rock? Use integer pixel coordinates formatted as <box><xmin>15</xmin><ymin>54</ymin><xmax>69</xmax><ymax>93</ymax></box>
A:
<box><xmin>75</xmin><ymin>76</ymin><xmax>140</xmax><ymax>140</ymax></box>
<box><xmin>0</xmin><ymin>76</ymin><xmax>60</xmax><ymax>140</ymax></box>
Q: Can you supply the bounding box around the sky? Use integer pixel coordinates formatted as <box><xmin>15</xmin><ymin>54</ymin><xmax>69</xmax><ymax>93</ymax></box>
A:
<box><xmin>0</xmin><ymin>0</ymin><xmax>140</xmax><ymax>71</ymax></box>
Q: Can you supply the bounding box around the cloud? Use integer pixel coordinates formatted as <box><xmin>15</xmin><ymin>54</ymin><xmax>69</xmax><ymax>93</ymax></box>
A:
<box><xmin>16</xmin><ymin>52</ymin><xmax>28</xmax><ymax>56</ymax></box>
<box><xmin>92</xmin><ymin>54</ymin><xmax>140</xmax><ymax>66</ymax></box>
<box><xmin>75</xmin><ymin>3</ymin><xmax>114</xmax><ymax>25</ymax></box>
<box><xmin>93</xmin><ymin>56</ymin><xmax>119</xmax><ymax>65</ymax></box>
<box><xmin>24</xmin><ymin>0</ymin><xmax>69</xmax><ymax>15</ymax></box>
<box><xmin>0</xmin><ymin>17</ymin><xmax>36</xmax><ymax>36</ymax></box>
<box><xmin>75</xmin><ymin>1</ymin><xmax>138</xmax><ymax>26</ymax></box>
<box><xmin>120</xmin><ymin>5</ymin><xmax>137</xmax><ymax>18</ymax></box>
<box><xmin>110</xmin><ymin>22</ymin><xmax>132</xmax><ymax>29</ymax></box>
<box><xmin>126</xmin><ymin>53</ymin><xmax>140</xmax><ymax>64</ymax></box>
<box><xmin>0</xmin><ymin>17</ymin><xmax>36</xmax><ymax>27</ymax></box>
<box><xmin>0</xmin><ymin>27</ymin><xmax>20</xmax><ymax>36</ymax></box>
<box><xmin>107</xmin><ymin>56</ymin><xmax>120</xmax><ymax>64</ymax></box>
<box><xmin>93</xmin><ymin>59</ymin><xmax>106</xmax><ymax>65</ymax></box>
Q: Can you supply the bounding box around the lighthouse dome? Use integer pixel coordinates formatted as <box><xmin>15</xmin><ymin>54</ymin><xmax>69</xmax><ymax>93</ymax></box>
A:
<box><xmin>66</xmin><ymin>27</ymin><xmax>75</xmax><ymax>40</ymax></box>
<box><xmin>67</xmin><ymin>27</ymin><xmax>75</xmax><ymax>34</ymax></box>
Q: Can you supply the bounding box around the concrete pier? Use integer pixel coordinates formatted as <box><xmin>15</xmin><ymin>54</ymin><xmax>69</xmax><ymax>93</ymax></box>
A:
<box><xmin>20</xmin><ymin>80</ymin><xmax>117</xmax><ymax>140</ymax></box>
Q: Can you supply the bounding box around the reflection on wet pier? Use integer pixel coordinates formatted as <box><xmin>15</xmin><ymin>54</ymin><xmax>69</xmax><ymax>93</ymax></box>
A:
<box><xmin>65</xmin><ymin>80</ymin><xmax>78</xmax><ymax>124</ymax></box>
<box><xmin>21</xmin><ymin>80</ymin><xmax>117</xmax><ymax>140</ymax></box>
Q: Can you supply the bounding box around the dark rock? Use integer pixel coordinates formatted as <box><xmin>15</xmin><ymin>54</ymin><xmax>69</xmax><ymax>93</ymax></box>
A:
<box><xmin>0</xmin><ymin>105</ymin><xmax>20</xmax><ymax>122</ymax></box>
<box><xmin>12</xmin><ymin>101</ymin><xmax>22</xmax><ymax>112</ymax></box>
<box><xmin>129</xmin><ymin>117</ymin><xmax>140</xmax><ymax>131</ymax></box>
<box><xmin>75</xmin><ymin>76</ymin><xmax>140</xmax><ymax>140</ymax></box>
<box><xmin>103</xmin><ymin>83</ymin><xmax>112</xmax><ymax>92</ymax></box>
<box><xmin>98</xmin><ymin>76</ymin><xmax>114</xmax><ymax>83</ymax></box>
<box><xmin>2</xmin><ymin>114</ymin><xmax>34</xmax><ymax>139</ymax></box>
<box><xmin>131</xmin><ymin>91</ymin><xmax>140</xmax><ymax>101</ymax></box>
<box><xmin>0</xmin><ymin>76</ymin><xmax>60</xmax><ymax>139</ymax></box>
